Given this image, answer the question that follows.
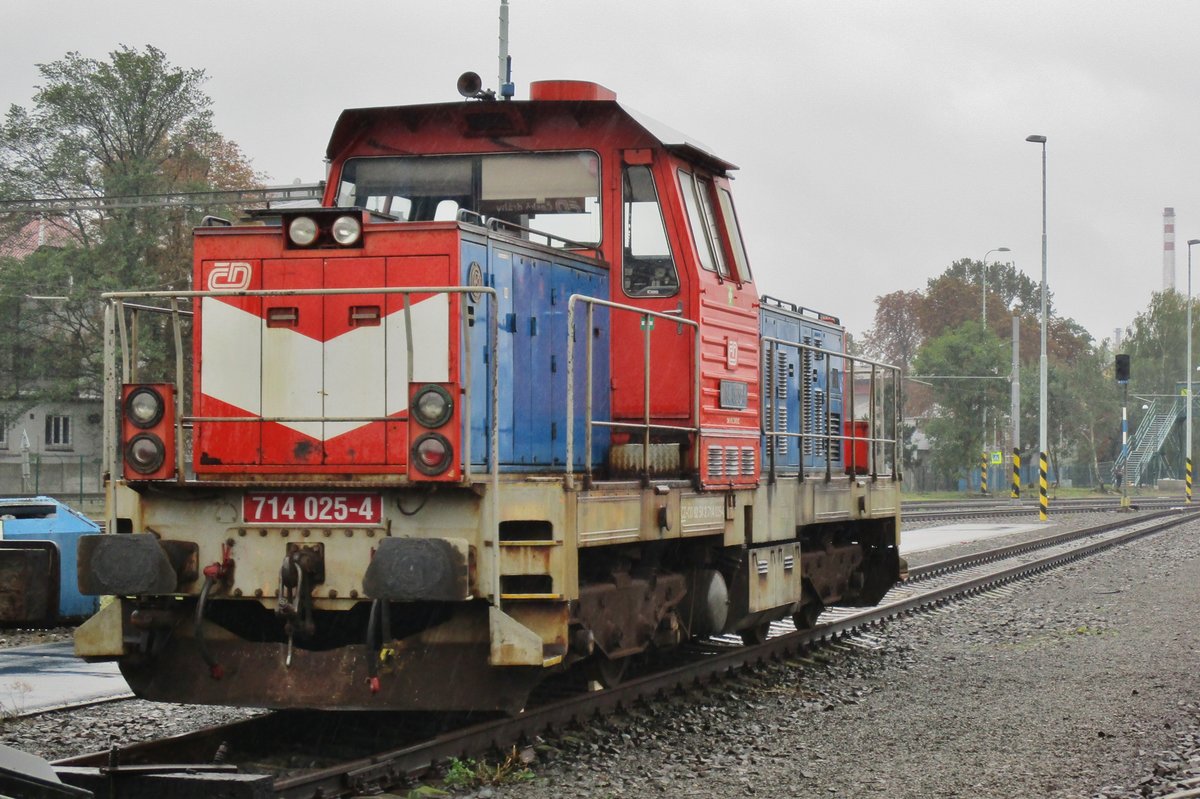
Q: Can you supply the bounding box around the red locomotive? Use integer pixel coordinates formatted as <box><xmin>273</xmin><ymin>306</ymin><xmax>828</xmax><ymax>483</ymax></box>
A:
<box><xmin>75</xmin><ymin>75</ymin><xmax>903</xmax><ymax>712</ymax></box>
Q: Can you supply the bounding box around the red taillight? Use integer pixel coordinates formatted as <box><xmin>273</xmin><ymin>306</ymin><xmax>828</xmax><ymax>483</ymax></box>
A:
<box><xmin>413</xmin><ymin>433</ymin><xmax>452</xmax><ymax>474</ymax></box>
<box><xmin>122</xmin><ymin>384</ymin><xmax>176</xmax><ymax>480</ymax></box>
<box><xmin>407</xmin><ymin>383</ymin><xmax>459</xmax><ymax>481</ymax></box>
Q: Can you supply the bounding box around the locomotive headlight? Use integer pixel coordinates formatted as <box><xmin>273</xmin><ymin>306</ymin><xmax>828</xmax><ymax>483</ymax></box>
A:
<box><xmin>412</xmin><ymin>433</ymin><xmax>452</xmax><ymax>475</ymax></box>
<box><xmin>331</xmin><ymin>215</ymin><xmax>362</xmax><ymax>246</ymax></box>
<box><xmin>412</xmin><ymin>385</ymin><xmax>453</xmax><ymax>428</ymax></box>
<box><xmin>288</xmin><ymin>216</ymin><xmax>319</xmax><ymax>246</ymax></box>
<box><xmin>126</xmin><ymin>433</ymin><xmax>166</xmax><ymax>474</ymax></box>
<box><xmin>125</xmin><ymin>386</ymin><xmax>165</xmax><ymax>428</ymax></box>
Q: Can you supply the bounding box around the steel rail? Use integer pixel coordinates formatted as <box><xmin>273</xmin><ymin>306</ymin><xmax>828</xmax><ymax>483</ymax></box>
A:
<box><xmin>905</xmin><ymin>507</ymin><xmax>1192</xmax><ymax>580</ymax></box>
<box><xmin>904</xmin><ymin>498</ymin><xmax>1184</xmax><ymax>523</ymax></box>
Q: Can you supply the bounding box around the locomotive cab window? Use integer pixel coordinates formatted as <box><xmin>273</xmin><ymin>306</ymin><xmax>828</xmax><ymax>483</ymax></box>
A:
<box><xmin>677</xmin><ymin>170</ymin><xmax>730</xmax><ymax>278</ymax></box>
<box><xmin>336</xmin><ymin>151</ymin><xmax>602</xmax><ymax>246</ymax></box>
<box><xmin>716</xmin><ymin>186</ymin><xmax>753</xmax><ymax>283</ymax></box>
<box><xmin>622</xmin><ymin>165</ymin><xmax>678</xmax><ymax>297</ymax></box>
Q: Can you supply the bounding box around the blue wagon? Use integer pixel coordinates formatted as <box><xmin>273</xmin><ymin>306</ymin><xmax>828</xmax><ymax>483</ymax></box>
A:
<box><xmin>0</xmin><ymin>497</ymin><xmax>100</xmax><ymax>623</ymax></box>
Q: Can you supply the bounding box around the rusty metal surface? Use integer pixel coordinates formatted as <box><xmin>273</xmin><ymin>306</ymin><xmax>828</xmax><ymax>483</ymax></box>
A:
<box><xmin>120</xmin><ymin>618</ymin><xmax>542</xmax><ymax>713</ymax></box>
<box><xmin>0</xmin><ymin>542</ymin><xmax>56</xmax><ymax>623</ymax></box>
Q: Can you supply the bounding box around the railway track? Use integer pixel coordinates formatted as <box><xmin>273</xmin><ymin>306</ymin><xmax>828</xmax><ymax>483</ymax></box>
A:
<box><xmin>50</xmin><ymin>506</ymin><xmax>1200</xmax><ymax>798</ymax></box>
<box><xmin>902</xmin><ymin>495</ymin><xmax>1186</xmax><ymax>522</ymax></box>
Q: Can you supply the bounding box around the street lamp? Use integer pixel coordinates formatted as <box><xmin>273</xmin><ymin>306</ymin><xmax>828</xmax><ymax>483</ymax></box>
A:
<box><xmin>981</xmin><ymin>247</ymin><xmax>1010</xmax><ymax>328</ymax></box>
<box><xmin>1026</xmin><ymin>134</ymin><xmax>1048</xmax><ymax>521</ymax></box>
<box><xmin>979</xmin><ymin>246</ymin><xmax>1010</xmax><ymax>494</ymax></box>
<box><xmin>1187</xmin><ymin>238</ymin><xmax>1200</xmax><ymax>503</ymax></box>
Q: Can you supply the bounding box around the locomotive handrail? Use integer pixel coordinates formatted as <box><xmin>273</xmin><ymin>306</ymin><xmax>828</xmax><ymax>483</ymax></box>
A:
<box><xmin>486</xmin><ymin>217</ymin><xmax>595</xmax><ymax>251</ymax></box>
<box><xmin>104</xmin><ymin>284</ymin><xmax>505</xmax><ymax>604</ymax></box>
<box><xmin>759</xmin><ymin>335</ymin><xmax>901</xmax><ymax>484</ymax></box>
<box><xmin>102</xmin><ymin>285</ymin><xmax>501</xmax><ymax>485</ymax></box>
<box><xmin>565</xmin><ymin>295</ymin><xmax>701</xmax><ymax>489</ymax></box>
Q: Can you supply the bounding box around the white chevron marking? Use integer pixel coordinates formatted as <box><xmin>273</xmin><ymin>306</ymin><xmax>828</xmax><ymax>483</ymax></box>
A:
<box><xmin>201</xmin><ymin>295</ymin><xmax>450</xmax><ymax>441</ymax></box>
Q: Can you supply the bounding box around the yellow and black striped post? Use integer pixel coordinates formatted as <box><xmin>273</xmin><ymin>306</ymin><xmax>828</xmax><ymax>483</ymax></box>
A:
<box><xmin>980</xmin><ymin>453</ymin><xmax>988</xmax><ymax>494</ymax></box>
<box><xmin>1038</xmin><ymin>451</ymin><xmax>1049</xmax><ymax>521</ymax></box>
<box><xmin>1187</xmin><ymin>458</ymin><xmax>1193</xmax><ymax>503</ymax></box>
<box><xmin>1011</xmin><ymin>449</ymin><xmax>1020</xmax><ymax>499</ymax></box>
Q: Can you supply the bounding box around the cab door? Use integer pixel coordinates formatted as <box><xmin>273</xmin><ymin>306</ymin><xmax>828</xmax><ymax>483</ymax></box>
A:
<box><xmin>610</xmin><ymin>152</ymin><xmax>694</xmax><ymax>428</ymax></box>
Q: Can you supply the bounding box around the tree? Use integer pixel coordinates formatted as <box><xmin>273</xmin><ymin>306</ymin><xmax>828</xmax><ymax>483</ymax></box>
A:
<box><xmin>875</xmin><ymin>255</ymin><xmax>1103</xmax><ymax>491</ymax></box>
<box><xmin>0</xmin><ymin>45</ymin><xmax>260</xmax><ymax>415</ymax></box>
<box><xmin>1123</xmin><ymin>290</ymin><xmax>1189</xmax><ymax>396</ymax></box>
<box><xmin>912</xmin><ymin>322</ymin><xmax>1010</xmax><ymax>485</ymax></box>
<box><xmin>861</xmin><ymin>289</ymin><xmax>924</xmax><ymax>373</ymax></box>
<box><xmin>1122</xmin><ymin>290</ymin><xmax>1198</xmax><ymax>474</ymax></box>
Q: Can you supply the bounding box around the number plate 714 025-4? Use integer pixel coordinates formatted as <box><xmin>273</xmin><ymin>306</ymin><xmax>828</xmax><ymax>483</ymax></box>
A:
<box><xmin>243</xmin><ymin>492</ymin><xmax>382</xmax><ymax>525</ymax></box>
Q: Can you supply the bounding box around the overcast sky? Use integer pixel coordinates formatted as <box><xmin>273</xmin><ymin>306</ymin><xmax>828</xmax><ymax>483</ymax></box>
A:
<box><xmin>5</xmin><ymin>0</ymin><xmax>1200</xmax><ymax>345</ymax></box>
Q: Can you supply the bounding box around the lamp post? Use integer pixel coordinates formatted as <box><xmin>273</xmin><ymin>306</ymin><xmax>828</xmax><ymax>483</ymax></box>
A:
<box><xmin>1026</xmin><ymin>134</ymin><xmax>1048</xmax><ymax>521</ymax></box>
<box><xmin>1187</xmin><ymin>239</ymin><xmax>1200</xmax><ymax>503</ymax></box>
<box><xmin>981</xmin><ymin>247</ymin><xmax>1010</xmax><ymax>328</ymax></box>
<box><xmin>979</xmin><ymin>247</ymin><xmax>1010</xmax><ymax>494</ymax></box>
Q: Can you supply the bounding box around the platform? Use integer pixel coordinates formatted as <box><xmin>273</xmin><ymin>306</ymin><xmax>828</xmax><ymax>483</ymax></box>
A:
<box><xmin>0</xmin><ymin>642</ymin><xmax>130</xmax><ymax>717</ymax></box>
<box><xmin>901</xmin><ymin>522</ymin><xmax>1049</xmax><ymax>555</ymax></box>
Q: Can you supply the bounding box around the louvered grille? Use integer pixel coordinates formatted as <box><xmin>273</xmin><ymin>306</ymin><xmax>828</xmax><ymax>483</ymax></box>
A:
<box><xmin>773</xmin><ymin>350</ymin><xmax>789</xmax><ymax>457</ymax></box>
<box><xmin>707</xmin><ymin>445</ymin><xmax>725</xmax><ymax>478</ymax></box>
<box><xmin>740</xmin><ymin>446</ymin><xmax>756</xmax><ymax>476</ymax></box>
<box><xmin>802</xmin><ymin>340</ymin><xmax>814</xmax><ymax>456</ymax></box>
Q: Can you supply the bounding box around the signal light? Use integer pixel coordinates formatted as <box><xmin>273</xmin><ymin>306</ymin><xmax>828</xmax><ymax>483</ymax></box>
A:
<box><xmin>126</xmin><ymin>433</ymin><xmax>167</xmax><ymax>474</ymax></box>
<box><xmin>412</xmin><ymin>385</ymin><xmax>453</xmax><ymax>428</ymax></box>
<box><xmin>122</xmin><ymin>384</ymin><xmax>176</xmax><ymax>480</ymax></box>
<box><xmin>1115</xmin><ymin>354</ymin><xmax>1130</xmax><ymax>384</ymax></box>
<box><xmin>125</xmin><ymin>386</ymin><xmax>165</xmax><ymax>428</ymax></box>
<box><xmin>412</xmin><ymin>433</ymin><xmax>452</xmax><ymax>475</ymax></box>
<box><xmin>407</xmin><ymin>383</ymin><xmax>459</xmax><ymax>482</ymax></box>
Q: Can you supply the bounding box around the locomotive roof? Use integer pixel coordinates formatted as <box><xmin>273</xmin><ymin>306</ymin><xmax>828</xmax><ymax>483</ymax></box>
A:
<box><xmin>326</xmin><ymin>80</ymin><xmax>737</xmax><ymax>174</ymax></box>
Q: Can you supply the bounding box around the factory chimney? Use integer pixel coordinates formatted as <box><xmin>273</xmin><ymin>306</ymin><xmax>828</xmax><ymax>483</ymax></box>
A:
<box><xmin>1164</xmin><ymin>207</ymin><xmax>1176</xmax><ymax>292</ymax></box>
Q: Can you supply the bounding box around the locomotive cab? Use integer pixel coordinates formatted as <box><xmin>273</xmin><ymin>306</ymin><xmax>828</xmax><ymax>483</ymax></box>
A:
<box><xmin>75</xmin><ymin>78</ymin><xmax>903</xmax><ymax>713</ymax></box>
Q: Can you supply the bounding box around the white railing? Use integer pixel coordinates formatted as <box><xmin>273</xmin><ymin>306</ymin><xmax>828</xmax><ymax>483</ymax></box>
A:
<box><xmin>564</xmin><ymin>295</ymin><xmax>701</xmax><ymax>488</ymax></box>
<box><xmin>102</xmin><ymin>286</ymin><xmax>500</xmax><ymax>486</ymax></box>
<box><xmin>760</xmin><ymin>336</ymin><xmax>902</xmax><ymax>483</ymax></box>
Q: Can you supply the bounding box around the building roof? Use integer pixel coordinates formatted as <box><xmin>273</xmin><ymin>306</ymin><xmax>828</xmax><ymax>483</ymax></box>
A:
<box><xmin>0</xmin><ymin>217</ymin><xmax>77</xmax><ymax>259</ymax></box>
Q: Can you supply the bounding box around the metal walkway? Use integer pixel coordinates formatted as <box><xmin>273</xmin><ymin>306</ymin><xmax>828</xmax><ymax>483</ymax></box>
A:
<box><xmin>1114</xmin><ymin>395</ymin><xmax>1184</xmax><ymax>486</ymax></box>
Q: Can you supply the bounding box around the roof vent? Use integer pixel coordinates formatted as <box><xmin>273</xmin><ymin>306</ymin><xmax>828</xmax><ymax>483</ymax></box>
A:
<box><xmin>529</xmin><ymin>80</ymin><xmax>617</xmax><ymax>102</ymax></box>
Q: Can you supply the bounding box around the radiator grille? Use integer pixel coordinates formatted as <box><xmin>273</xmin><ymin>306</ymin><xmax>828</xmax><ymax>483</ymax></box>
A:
<box><xmin>707</xmin><ymin>445</ymin><xmax>758</xmax><ymax>479</ymax></box>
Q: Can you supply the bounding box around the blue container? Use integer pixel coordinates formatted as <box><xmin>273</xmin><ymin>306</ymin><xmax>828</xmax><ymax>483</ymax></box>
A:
<box><xmin>0</xmin><ymin>496</ymin><xmax>101</xmax><ymax>620</ymax></box>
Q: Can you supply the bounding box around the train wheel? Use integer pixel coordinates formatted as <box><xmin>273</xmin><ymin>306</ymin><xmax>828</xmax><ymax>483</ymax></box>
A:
<box><xmin>739</xmin><ymin>621</ymin><xmax>772</xmax><ymax>646</ymax></box>
<box><xmin>586</xmin><ymin>653</ymin><xmax>628</xmax><ymax>688</ymax></box>
<box><xmin>792</xmin><ymin>600</ymin><xmax>823</xmax><ymax>631</ymax></box>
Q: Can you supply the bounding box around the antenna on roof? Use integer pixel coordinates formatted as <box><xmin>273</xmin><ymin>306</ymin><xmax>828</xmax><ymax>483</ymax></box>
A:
<box><xmin>498</xmin><ymin>0</ymin><xmax>515</xmax><ymax>100</ymax></box>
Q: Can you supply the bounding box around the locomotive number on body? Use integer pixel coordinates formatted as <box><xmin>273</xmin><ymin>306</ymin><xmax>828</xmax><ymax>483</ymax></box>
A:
<box><xmin>243</xmin><ymin>492</ymin><xmax>382</xmax><ymax>524</ymax></box>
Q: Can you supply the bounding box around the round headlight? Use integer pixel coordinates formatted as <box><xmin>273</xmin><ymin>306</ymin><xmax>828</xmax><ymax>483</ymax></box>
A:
<box><xmin>126</xmin><ymin>434</ymin><xmax>166</xmax><ymax>474</ymax></box>
<box><xmin>412</xmin><ymin>433</ymin><xmax>452</xmax><ymax>475</ymax></box>
<box><xmin>125</xmin><ymin>387</ymin><xmax>164</xmax><ymax>428</ymax></box>
<box><xmin>288</xmin><ymin>216</ymin><xmax>318</xmax><ymax>246</ymax></box>
<box><xmin>331</xmin><ymin>215</ymin><xmax>362</xmax><ymax>246</ymax></box>
<box><xmin>413</xmin><ymin>385</ymin><xmax>453</xmax><ymax>428</ymax></box>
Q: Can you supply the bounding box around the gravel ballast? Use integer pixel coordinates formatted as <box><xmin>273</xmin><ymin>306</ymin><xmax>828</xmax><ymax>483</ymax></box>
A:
<box><xmin>0</xmin><ymin>511</ymin><xmax>1196</xmax><ymax>798</ymax></box>
<box><xmin>495</xmin><ymin>513</ymin><xmax>1200</xmax><ymax>799</ymax></box>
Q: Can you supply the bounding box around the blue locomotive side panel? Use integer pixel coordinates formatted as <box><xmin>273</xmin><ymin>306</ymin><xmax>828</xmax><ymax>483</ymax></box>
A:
<box><xmin>463</xmin><ymin>233</ymin><xmax>610</xmax><ymax>471</ymax></box>
<box><xmin>758</xmin><ymin>297</ymin><xmax>846</xmax><ymax>473</ymax></box>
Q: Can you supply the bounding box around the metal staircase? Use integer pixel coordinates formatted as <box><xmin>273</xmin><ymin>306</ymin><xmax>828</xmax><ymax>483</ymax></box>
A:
<box><xmin>1114</xmin><ymin>396</ymin><xmax>1184</xmax><ymax>486</ymax></box>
